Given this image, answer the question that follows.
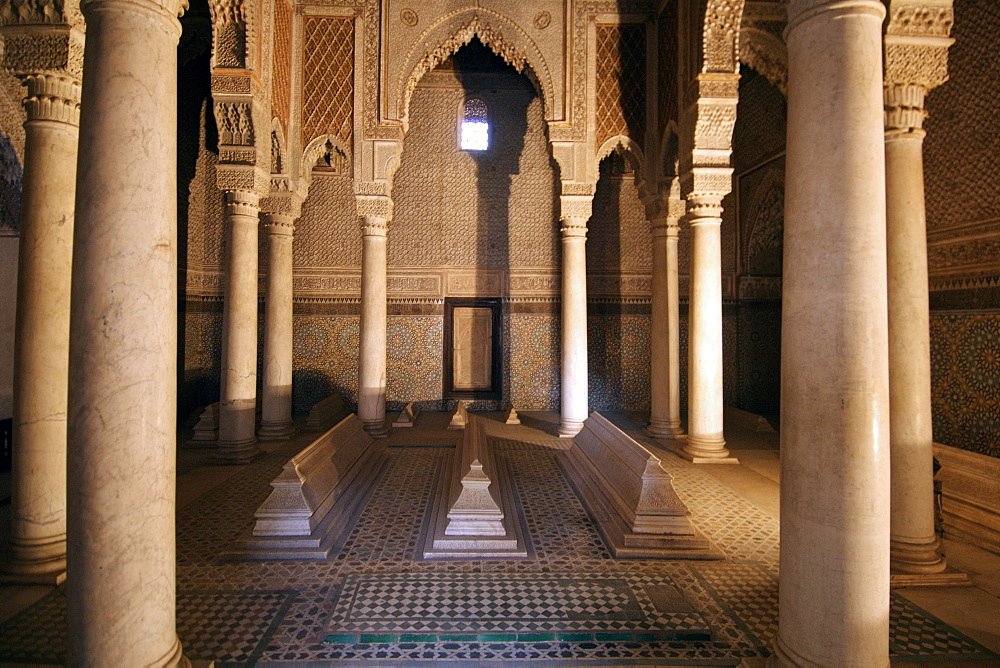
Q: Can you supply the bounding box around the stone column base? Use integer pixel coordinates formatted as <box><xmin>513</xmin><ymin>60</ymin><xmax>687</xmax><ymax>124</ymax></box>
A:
<box><xmin>257</xmin><ymin>420</ymin><xmax>297</xmax><ymax>441</ymax></box>
<box><xmin>362</xmin><ymin>419</ymin><xmax>389</xmax><ymax>438</ymax></box>
<box><xmin>681</xmin><ymin>437</ymin><xmax>739</xmax><ymax>464</ymax></box>
<box><xmin>215</xmin><ymin>437</ymin><xmax>260</xmax><ymax>463</ymax></box>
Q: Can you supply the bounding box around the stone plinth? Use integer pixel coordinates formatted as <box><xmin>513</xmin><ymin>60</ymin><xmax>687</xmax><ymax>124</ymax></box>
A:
<box><xmin>424</xmin><ymin>416</ymin><xmax>527</xmax><ymax>559</ymax></box>
<box><xmin>305</xmin><ymin>393</ymin><xmax>349</xmax><ymax>432</ymax></box>
<box><xmin>558</xmin><ymin>413</ymin><xmax>722</xmax><ymax>559</ymax></box>
<box><xmin>227</xmin><ymin>414</ymin><xmax>388</xmax><ymax>560</ymax></box>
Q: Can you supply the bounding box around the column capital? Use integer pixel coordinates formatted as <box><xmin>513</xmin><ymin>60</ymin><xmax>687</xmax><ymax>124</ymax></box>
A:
<box><xmin>80</xmin><ymin>0</ymin><xmax>188</xmax><ymax>23</ymax></box>
<box><xmin>223</xmin><ymin>189</ymin><xmax>259</xmax><ymax>217</ymax></box>
<box><xmin>360</xmin><ymin>215</ymin><xmax>387</xmax><ymax>238</ymax></box>
<box><xmin>559</xmin><ymin>216</ymin><xmax>588</xmax><ymax>239</ymax></box>
<box><xmin>786</xmin><ymin>0</ymin><xmax>885</xmax><ymax>35</ymax></box>
<box><xmin>262</xmin><ymin>212</ymin><xmax>294</xmax><ymax>236</ymax></box>
<box><xmin>686</xmin><ymin>193</ymin><xmax>724</xmax><ymax>223</ymax></box>
<box><xmin>558</xmin><ymin>184</ymin><xmax>594</xmax><ymax>227</ymax></box>
<box><xmin>20</xmin><ymin>72</ymin><xmax>81</xmax><ymax>125</ymax></box>
<box><xmin>884</xmin><ymin>83</ymin><xmax>929</xmax><ymax>134</ymax></box>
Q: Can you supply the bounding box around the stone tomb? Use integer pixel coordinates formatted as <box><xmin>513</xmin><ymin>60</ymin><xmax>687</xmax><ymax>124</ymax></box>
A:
<box><xmin>304</xmin><ymin>393</ymin><xmax>350</xmax><ymax>432</ymax></box>
<box><xmin>559</xmin><ymin>413</ymin><xmax>722</xmax><ymax>559</ymax></box>
<box><xmin>423</xmin><ymin>414</ymin><xmax>527</xmax><ymax>559</ymax></box>
<box><xmin>225</xmin><ymin>414</ymin><xmax>388</xmax><ymax>559</ymax></box>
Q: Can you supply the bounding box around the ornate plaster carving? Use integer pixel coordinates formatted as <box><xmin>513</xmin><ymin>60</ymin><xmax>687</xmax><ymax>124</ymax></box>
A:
<box><xmin>397</xmin><ymin>8</ymin><xmax>555</xmax><ymax>130</ymax></box>
<box><xmin>0</xmin><ymin>24</ymin><xmax>84</xmax><ymax>78</ymax></box>
<box><xmin>208</xmin><ymin>0</ymin><xmax>252</xmax><ymax>69</ymax></box>
<box><xmin>596</xmin><ymin>135</ymin><xmax>648</xmax><ymax>202</ymax></box>
<box><xmin>302</xmin><ymin>133</ymin><xmax>352</xmax><ymax>180</ymax></box>
<box><xmin>739</xmin><ymin>26</ymin><xmax>786</xmax><ymax>95</ymax></box>
<box><xmin>702</xmin><ymin>0</ymin><xmax>745</xmax><ymax>74</ymax></box>
<box><xmin>215</xmin><ymin>100</ymin><xmax>254</xmax><ymax>146</ymax></box>
<box><xmin>884</xmin><ymin>1</ymin><xmax>954</xmax><ymax>91</ymax></box>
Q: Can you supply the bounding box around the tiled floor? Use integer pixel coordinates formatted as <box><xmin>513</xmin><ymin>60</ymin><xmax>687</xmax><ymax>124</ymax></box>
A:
<box><xmin>1</xmin><ymin>411</ymin><xmax>998</xmax><ymax>666</ymax></box>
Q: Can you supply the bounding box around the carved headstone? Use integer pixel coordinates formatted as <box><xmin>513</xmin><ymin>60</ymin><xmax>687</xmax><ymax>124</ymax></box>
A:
<box><xmin>186</xmin><ymin>402</ymin><xmax>219</xmax><ymax>447</ymax></box>
<box><xmin>392</xmin><ymin>402</ymin><xmax>420</xmax><ymax>428</ymax></box>
<box><xmin>505</xmin><ymin>408</ymin><xmax>521</xmax><ymax>425</ymax></box>
<box><xmin>448</xmin><ymin>400</ymin><xmax>470</xmax><ymax>430</ymax></box>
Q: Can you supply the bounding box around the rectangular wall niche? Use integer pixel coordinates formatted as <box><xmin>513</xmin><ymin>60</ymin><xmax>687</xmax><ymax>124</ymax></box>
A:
<box><xmin>444</xmin><ymin>298</ymin><xmax>503</xmax><ymax>400</ymax></box>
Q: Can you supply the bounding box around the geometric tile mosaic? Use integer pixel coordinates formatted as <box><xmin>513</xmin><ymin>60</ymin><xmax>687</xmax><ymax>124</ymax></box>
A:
<box><xmin>1</xmin><ymin>412</ymin><xmax>996</xmax><ymax>665</ymax></box>
<box><xmin>326</xmin><ymin>572</ymin><xmax>711</xmax><ymax>640</ymax></box>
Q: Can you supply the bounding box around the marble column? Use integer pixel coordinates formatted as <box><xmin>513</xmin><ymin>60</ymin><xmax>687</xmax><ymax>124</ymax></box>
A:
<box><xmin>773</xmin><ymin>1</ymin><xmax>890</xmax><ymax>665</ymax></box>
<box><xmin>258</xmin><ymin>212</ymin><xmax>296</xmax><ymax>441</ymax></box>
<box><xmin>217</xmin><ymin>189</ymin><xmax>261</xmax><ymax>462</ymax></box>
<box><xmin>67</xmin><ymin>0</ymin><xmax>189</xmax><ymax>662</ymax></box>
<box><xmin>647</xmin><ymin>202</ymin><xmax>684</xmax><ymax>439</ymax></box>
<box><xmin>885</xmin><ymin>84</ymin><xmax>946</xmax><ymax>575</ymax></box>
<box><xmin>559</xmin><ymin>216</ymin><xmax>588</xmax><ymax>437</ymax></box>
<box><xmin>683</xmin><ymin>196</ymin><xmax>733</xmax><ymax>462</ymax></box>
<box><xmin>358</xmin><ymin>215</ymin><xmax>388</xmax><ymax>437</ymax></box>
<box><xmin>3</xmin><ymin>74</ymin><xmax>80</xmax><ymax>584</ymax></box>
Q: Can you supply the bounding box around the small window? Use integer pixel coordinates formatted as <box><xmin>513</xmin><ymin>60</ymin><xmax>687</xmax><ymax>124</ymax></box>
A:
<box><xmin>460</xmin><ymin>98</ymin><xmax>489</xmax><ymax>151</ymax></box>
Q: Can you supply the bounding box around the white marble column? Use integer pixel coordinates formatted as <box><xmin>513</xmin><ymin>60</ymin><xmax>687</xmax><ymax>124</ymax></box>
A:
<box><xmin>217</xmin><ymin>189</ymin><xmax>261</xmax><ymax>462</ymax></box>
<box><xmin>683</xmin><ymin>196</ymin><xmax>733</xmax><ymax>462</ymax></box>
<box><xmin>358</xmin><ymin>215</ymin><xmax>388</xmax><ymax>437</ymax></box>
<box><xmin>883</xmin><ymin>0</ymin><xmax>955</xmax><ymax>579</ymax></box>
<box><xmin>884</xmin><ymin>87</ymin><xmax>946</xmax><ymax>575</ymax></box>
<box><xmin>647</xmin><ymin>200</ymin><xmax>685</xmax><ymax>439</ymax></box>
<box><xmin>773</xmin><ymin>1</ymin><xmax>890</xmax><ymax>665</ymax></box>
<box><xmin>258</xmin><ymin>212</ymin><xmax>296</xmax><ymax>441</ymax></box>
<box><xmin>3</xmin><ymin>73</ymin><xmax>80</xmax><ymax>584</ymax></box>
<box><xmin>559</xmin><ymin>215</ymin><xmax>589</xmax><ymax>437</ymax></box>
<box><xmin>67</xmin><ymin>0</ymin><xmax>189</xmax><ymax>663</ymax></box>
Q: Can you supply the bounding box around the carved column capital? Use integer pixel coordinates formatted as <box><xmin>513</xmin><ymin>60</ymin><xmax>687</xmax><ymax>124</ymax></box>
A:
<box><xmin>686</xmin><ymin>193</ymin><xmax>725</xmax><ymax>224</ymax></box>
<box><xmin>359</xmin><ymin>214</ymin><xmax>387</xmax><ymax>238</ymax></box>
<box><xmin>20</xmin><ymin>71</ymin><xmax>80</xmax><ymax>124</ymax></box>
<box><xmin>261</xmin><ymin>212</ymin><xmax>294</xmax><ymax>236</ymax></box>
<box><xmin>80</xmin><ymin>0</ymin><xmax>188</xmax><ymax>25</ymax></box>
<box><xmin>883</xmin><ymin>2</ymin><xmax>954</xmax><ymax>134</ymax></box>
<box><xmin>223</xmin><ymin>188</ymin><xmax>259</xmax><ymax>217</ymax></box>
<box><xmin>558</xmin><ymin>181</ymin><xmax>594</xmax><ymax>231</ymax></box>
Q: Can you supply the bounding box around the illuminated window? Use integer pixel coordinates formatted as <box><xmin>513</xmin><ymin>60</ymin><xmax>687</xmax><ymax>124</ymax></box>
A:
<box><xmin>460</xmin><ymin>98</ymin><xmax>489</xmax><ymax>151</ymax></box>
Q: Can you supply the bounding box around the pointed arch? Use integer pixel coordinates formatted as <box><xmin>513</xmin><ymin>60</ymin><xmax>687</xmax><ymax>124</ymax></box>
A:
<box><xmin>701</xmin><ymin>0</ymin><xmax>746</xmax><ymax>74</ymax></box>
<box><xmin>301</xmin><ymin>133</ymin><xmax>352</xmax><ymax>183</ymax></box>
<box><xmin>596</xmin><ymin>134</ymin><xmax>648</xmax><ymax>199</ymax></box>
<box><xmin>395</xmin><ymin>7</ymin><xmax>556</xmax><ymax>132</ymax></box>
<box><xmin>743</xmin><ymin>164</ymin><xmax>785</xmax><ymax>276</ymax></box>
<box><xmin>739</xmin><ymin>27</ymin><xmax>787</xmax><ymax>95</ymax></box>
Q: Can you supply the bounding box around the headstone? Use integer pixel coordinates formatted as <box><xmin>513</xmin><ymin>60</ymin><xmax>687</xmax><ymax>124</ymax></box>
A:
<box><xmin>392</xmin><ymin>402</ymin><xmax>420</xmax><ymax>428</ymax></box>
<box><xmin>448</xmin><ymin>400</ymin><xmax>470</xmax><ymax>430</ymax></box>
<box><xmin>185</xmin><ymin>402</ymin><xmax>219</xmax><ymax>447</ymax></box>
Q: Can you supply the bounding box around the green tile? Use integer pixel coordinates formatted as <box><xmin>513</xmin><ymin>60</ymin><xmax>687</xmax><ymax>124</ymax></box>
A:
<box><xmin>595</xmin><ymin>632</ymin><xmax>632</xmax><ymax>641</ymax></box>
<box><xmin>439</xmin><ymin>634</ymin><xmax>479</xmax><ymax>642</ymax></box>
<box><xmin>323</xmin><ymin>633</ymin><xmax>358</xmax><ymax>644</ymax></box>
<box><xmin>517</xmin><ymin>633</ymin><xmax>556</xmax><ymax>642</ymax></box>
<box><xmin>359</xmin><ymin>633</ymin><xmax>398</xmax><ymax>643</ymax></box>
<box><xmin>557</xmin><ymin>632</ymin><xmax>594</xmax><ymax>641</ymax></box>
<box><xmin>399</xmin><ymin>633</ymin><xmax>438</xmax><ymax>643</ymax></box>
<box><xmin>478</xmin><ymin>633</ymin><xmax>517</xmax><ymax>642</ymax></box>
